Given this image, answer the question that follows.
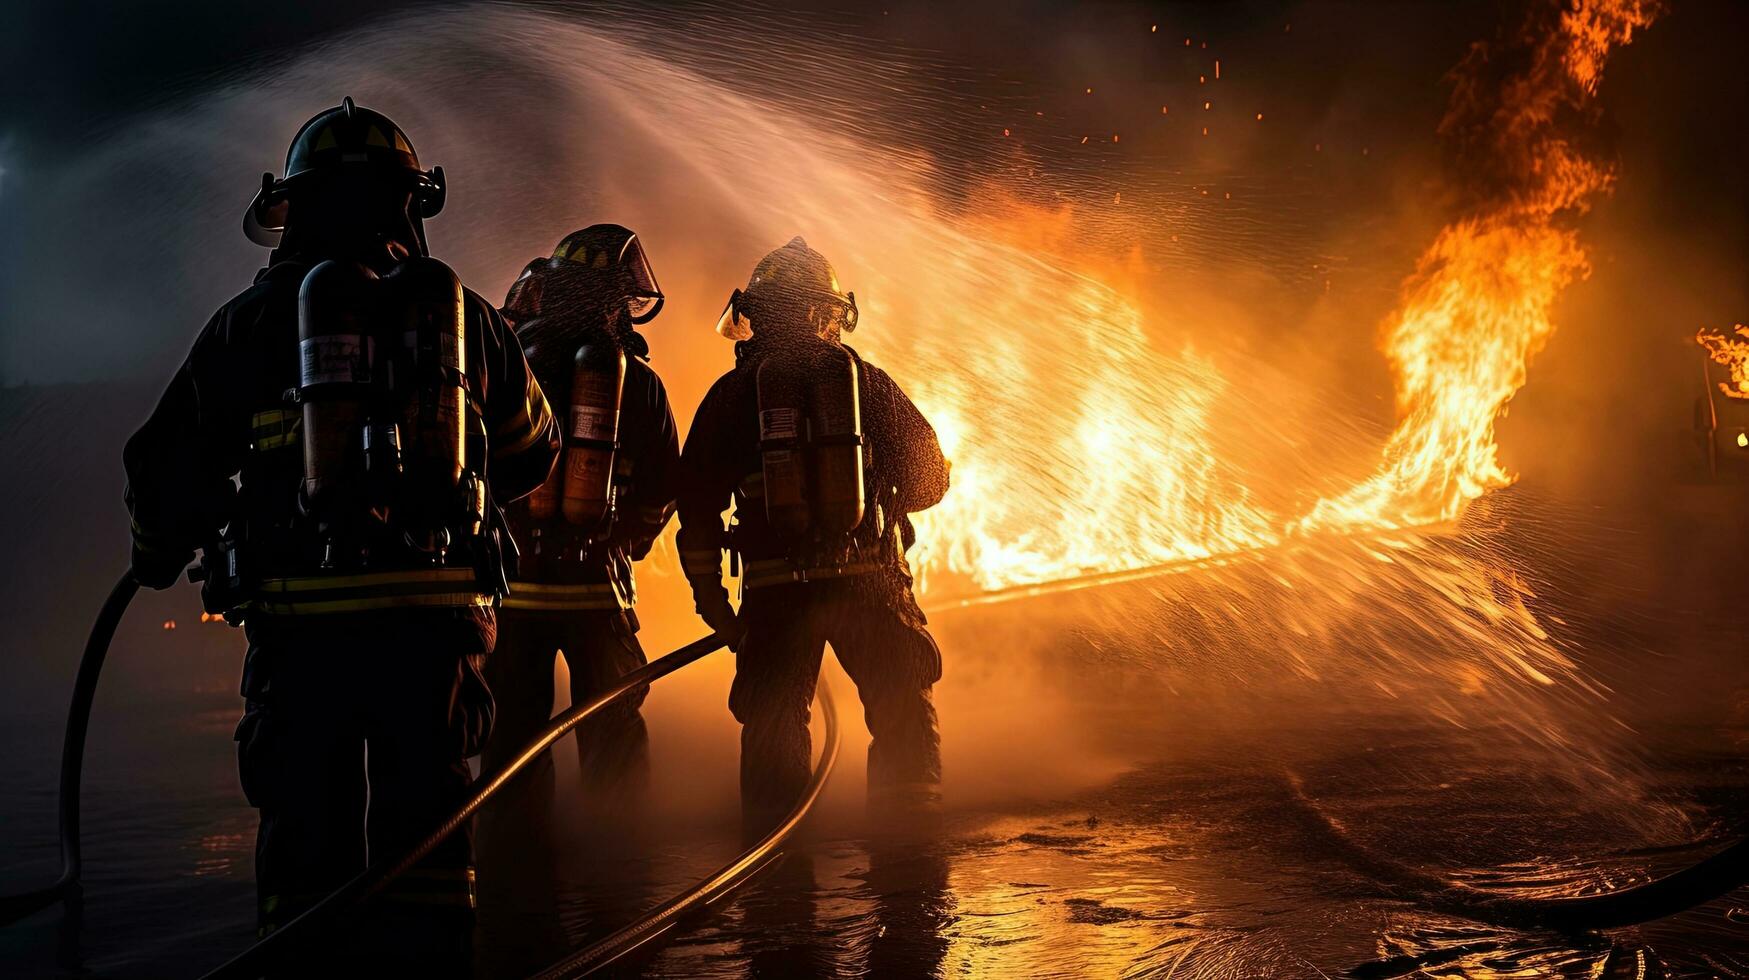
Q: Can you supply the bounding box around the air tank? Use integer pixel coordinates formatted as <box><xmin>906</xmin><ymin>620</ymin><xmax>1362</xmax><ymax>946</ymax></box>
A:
<box><xmin>806</xmin><ymin>345</ymin><xmax>865</xmax><ymax>537</ymax></box>
<box><xmin>561</xmin><ymin>342</ymin><xmax>625</xmax><ymax>527</ymax></box>
<box><xmin>756</xmin><ymin>352</ymin><xmax>813</xmax><ymax>539</ymax></box>
<box><xmin>297</xmin><ymin>260</ymin><xmax>378</xmax><ymax>516</ymax></box>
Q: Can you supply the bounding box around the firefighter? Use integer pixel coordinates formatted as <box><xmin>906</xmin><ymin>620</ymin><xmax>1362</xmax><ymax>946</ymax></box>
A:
<box><xmin>484</xmin><ymin>225</ymin><xmax>679</xmax><ymax>807</ymax></box>
<box><xmin>676</xmin><ymin>237</ymin><xmax>951</xmax><ymax>824</ymax></box>
<box><xmin>122</xmin><ymin>98</ymin><xmax>559</xmax><ymax>974</ymax></box>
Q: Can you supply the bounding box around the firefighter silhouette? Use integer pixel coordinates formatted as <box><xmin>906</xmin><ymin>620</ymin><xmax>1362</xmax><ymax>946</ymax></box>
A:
<box><xmin>677</xmin><ymin>237</ymin><xmax>951</xmax><ymax>822</ymax></box>
<box><xmin>483</xmin><ymin>225</ymin><xmax>679</xmax><ymax>809</ymax></box>
<box><xmin>123</xmin><ymin>98</ymin><xmax>560</xmax><ymax>975</ymax></box>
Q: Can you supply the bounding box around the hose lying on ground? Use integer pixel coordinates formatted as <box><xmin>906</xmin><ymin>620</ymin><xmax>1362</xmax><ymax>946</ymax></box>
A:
<box><xmin>529</xmin><ymin>677</ymin><xmax>842</xmax><ymax>979</ymax></box>
<box><xmin>1284</xmin><ymin>769</ymin><xmax>1749</xmax><ymax>931</ymax></box>
<box><xmin>0</xmin><ymin>572</ymin><xmax>138</xmax><ymax>927</ymax></box>
<box><xmin>195</xmin><ymin>633</ymin><xmax>726</xmax><ymax>980</ymax></box>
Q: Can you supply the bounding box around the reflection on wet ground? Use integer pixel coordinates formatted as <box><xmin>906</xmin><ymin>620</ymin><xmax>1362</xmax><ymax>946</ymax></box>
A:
<box><xmin>5</xmin><ymin>696</ymin><xmax>1749</xmax><ymax>977</ymax></box>
<box><xmin>471</xmin><ymin>723</ymin><xmax>1749</xmax><ymax>979</ymax></box>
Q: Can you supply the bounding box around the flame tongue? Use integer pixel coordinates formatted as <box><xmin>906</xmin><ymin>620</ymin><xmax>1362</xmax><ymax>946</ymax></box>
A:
<box><xmin>909</xmin><ymin>0</ymin><xmax>1662</xmax><ymax>589</ymax></box>
<box><xmin>1300</xmin><ymin>0</ymin><xmax>1660</xmax><ymax>533</ymax></box>
<box><xmin>1698</xmin><ymin>324</ymin><xmax>1749</xmax><ymax>399</ymax></box>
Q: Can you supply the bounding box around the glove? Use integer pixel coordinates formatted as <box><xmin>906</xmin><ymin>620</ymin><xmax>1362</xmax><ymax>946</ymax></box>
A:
<box><xmin>691</xmin><ymin>580</ymin><xmax>746</xmax><ymax>651</ymax></box>
<box><xmin>130</xmin><ymin>542</ymin><xmax>192</xmax><ymax>590</ymax></box>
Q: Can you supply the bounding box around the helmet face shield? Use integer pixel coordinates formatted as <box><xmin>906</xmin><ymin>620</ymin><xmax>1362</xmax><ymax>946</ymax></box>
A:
<box><xmin>715</xmin><ymin>289</ymin><xmax>754</xmax><ymax>341</ymax></box>
<box><xmin>808</xmin><ymin>290</ymin><xmax>857</xmax><ymax>335</ymax></box>
<box><xmin>619</xmin><ymin>236</ymin><xmax>665</xmax><ymax>324</ymax></box>
<box><xmin>500</xmin><ymin>257</ymin><xmax>546</xmax><ymax>328</ymax></box>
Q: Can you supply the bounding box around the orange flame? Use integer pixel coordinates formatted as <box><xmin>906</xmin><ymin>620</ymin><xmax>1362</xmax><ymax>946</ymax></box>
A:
<box><xmin>1697</xmin><ymin>324</ymin><xmax>1749</xmax><ymax>400</ymax></box>
<box><xmin>906</xmin><ymin>1</ymin><xmax>1657</xmax><ymax>590</ymax></box>
<box><xmin>1301</xmin><ymin>0</ymin><xmax>1659</xmax><ymax>532</ymax></box>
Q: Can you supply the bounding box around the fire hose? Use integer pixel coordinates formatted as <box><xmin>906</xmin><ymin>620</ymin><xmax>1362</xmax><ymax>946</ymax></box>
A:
<box><xmin>0</xmin><ymin>572</ymin><xmax>138</xmax><ymax>927</ymax></box>
<box><xmin>9</xmin><ymin>560</ymin><xmax>1749</xmax><ymax>974</ymax></box>
<box><xmin>1283</xmin><ymin>769</ymin><xmax>1749</xmax><ymax>931</ymax></box>
<box><xmin>528</xmin><ymin>678</ymin><xmax>840</xmax><ymax>979</ymax></box>
<box><xmin>0</xmin><ymin>569</ymin><xmax>841</xmax><ymax>979</ymax></box>
<box><xmin>195</xmin><ymin>630</ymin><xmax>729</xmax><ymax>980</ymax></box>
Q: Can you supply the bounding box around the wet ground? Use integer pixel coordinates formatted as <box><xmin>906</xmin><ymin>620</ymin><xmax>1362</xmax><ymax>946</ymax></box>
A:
<box><xmin>7</xmin><ymin>676</ymin><xmax>1748</xmax><ymax>979</ymax></box>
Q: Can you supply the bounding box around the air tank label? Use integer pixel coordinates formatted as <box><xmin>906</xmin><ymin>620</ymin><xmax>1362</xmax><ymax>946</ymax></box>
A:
<box><xmin>570</xmin><ymin>406</ymin><xmax>615</xmax><ymax>441</ymax></box>
<box><xmin>760</xmin><ymin>408</ymin><xmax>800</xmax><ymax>441</ymax></box>
<box><xmin>300</xmin><ymin>335</ymin><xmax>371</xmax><ymax>386</ymax></box>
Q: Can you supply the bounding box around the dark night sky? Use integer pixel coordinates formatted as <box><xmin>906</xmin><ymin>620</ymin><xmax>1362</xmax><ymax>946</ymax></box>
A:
<box><xmin>0</xmin><ymin>0</ymin><xmax>1744</xmax><ymax>385</ymax></box>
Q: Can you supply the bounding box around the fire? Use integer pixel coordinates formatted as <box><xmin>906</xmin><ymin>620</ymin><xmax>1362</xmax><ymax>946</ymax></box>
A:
<box><xmin>896</xmin><ymin>199</ymin><xmax>1277</xmax><ymax>593</ymax></box>
<box><xmin>1300</xmin><ymin>0</ymin><xmax>1659</xmax><ymax>532</ymax></box>
<box><xmin>1697</xmin><ymin>324</ymin><xmax>1749</xmax><ymax>399</ymax></box>
<box><xmin>904</xmin><ymin>0</ymin><xmax>1658</xmax><ymax>589</ymax></box>
<box><xmin>481</xmin><ymin>0</ymin><xmax>1656</xmax><ymax>598</ymax></box>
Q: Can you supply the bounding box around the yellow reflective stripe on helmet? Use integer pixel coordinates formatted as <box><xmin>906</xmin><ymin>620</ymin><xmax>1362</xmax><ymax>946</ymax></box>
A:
<box><xmin>741</xmin><ymin>559</ymin><xmax>881</xmax><ymax>590</ymax></box>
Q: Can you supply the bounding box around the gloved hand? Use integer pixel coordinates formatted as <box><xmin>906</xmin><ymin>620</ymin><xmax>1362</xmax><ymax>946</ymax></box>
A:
<box><xmin>130</xmin><ymin>543</ymin><xmax>192</xmax><ymax>590</ymax></box>
<box><xmin>690</xmin><ymin>580</ymin><xmax>745</xmax><ymax>651</ymax></box>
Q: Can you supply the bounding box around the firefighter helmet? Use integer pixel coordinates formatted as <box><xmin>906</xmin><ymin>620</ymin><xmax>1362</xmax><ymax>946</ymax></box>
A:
<box><xmin>548</xmin><ymin>225</ymin><xmax>665</xmax><ymax>324</ymax></box>
<box><xmin>244</xmin><ymin>97</ymin><xmax>446</xmax><ymax>247</ymax></box>
<box><xmin>715</xmin><ymin>236</ymin><xmax>858</xmax><ymax>341</ymax></box>
<box><xmin>500</xmin><ymin>226</ymin><xmax>666</xmax><ymax>330</ymax></box>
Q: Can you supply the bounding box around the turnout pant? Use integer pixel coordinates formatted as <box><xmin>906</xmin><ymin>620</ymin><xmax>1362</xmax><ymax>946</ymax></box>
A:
<box><xmin>234</xmin><ymin>618</ymin><xmax>493</xmax><ymax>974</ymax></box>
<box><xmin>733</xmin><ymin>577</ymin><xmax>943</xmax><ymax>817</ymax></box>
<box><xmin>480</xmin><ymin>608</ymin><xmax>650</xmax><ymax>799</ymax></box>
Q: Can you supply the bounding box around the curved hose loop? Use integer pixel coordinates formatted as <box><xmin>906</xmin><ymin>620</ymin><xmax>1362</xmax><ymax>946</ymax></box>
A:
<box><xmin>0</xmin><ymin>572</ymin><xmax>138</xmax><ymax>927</ymax></box>
<box><xmin>197</xmin><ymin>633</ymin><xmax>726</xmax><ymax>980</ymax></box>
<box><xmin>1286</xmin><ymin>770</ymin><xmax>1749</xmax><ymax>931</ymax></box>
<box><xmin>528</xmin><ymin>677</ymin><xmax>841</xmax><ymax>980</ymax></box>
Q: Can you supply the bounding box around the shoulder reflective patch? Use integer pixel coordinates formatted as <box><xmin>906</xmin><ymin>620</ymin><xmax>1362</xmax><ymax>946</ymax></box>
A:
<box><xmin>251</xmin><ymin>409</ymin><xmax>301</xmax><ymax>450</ymax></box>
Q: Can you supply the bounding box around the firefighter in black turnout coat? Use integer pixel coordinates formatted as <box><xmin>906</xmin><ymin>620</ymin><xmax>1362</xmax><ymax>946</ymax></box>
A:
<box><xmin>677</xmin><ymin>237</ymin><xmax>951</xmax><ymax>823</ymax></box>
<box><xmin>486</xmin><ymin>226</ymin><xmax>680</xmax><ymax>803</ymax></box>
<box><xmin>122</xmin><ymin>99</ymin><xmax>559</xmax><ymax>972</ymax></box>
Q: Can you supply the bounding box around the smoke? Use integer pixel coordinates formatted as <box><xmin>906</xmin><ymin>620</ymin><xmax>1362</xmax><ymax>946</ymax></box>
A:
<box><xmin>0</xmin><ymin>0</ymin><xmax>1743</xmax><ymax>827</ymax></box>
